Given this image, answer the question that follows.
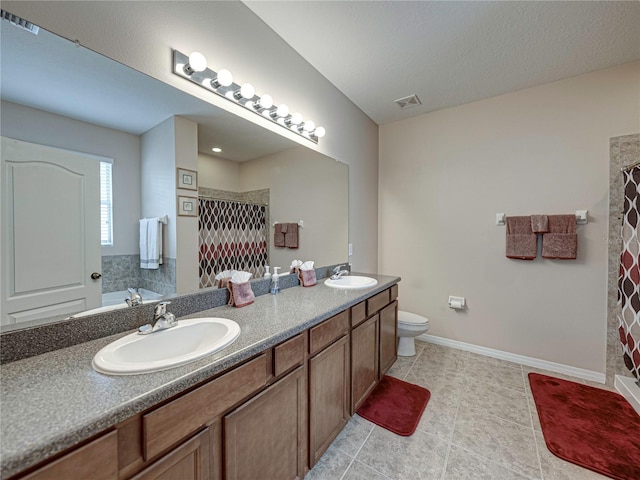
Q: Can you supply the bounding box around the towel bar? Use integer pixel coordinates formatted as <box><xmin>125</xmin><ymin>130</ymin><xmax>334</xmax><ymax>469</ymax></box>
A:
<box><xmin>496</xmin><ymin>211</ymin><xmax>588</xmax><ymax>226</ymax></box>
<box><xmin>273</xmin><ymin>220</ymin><xmax>304</xmax><ymax>228</ymax></box>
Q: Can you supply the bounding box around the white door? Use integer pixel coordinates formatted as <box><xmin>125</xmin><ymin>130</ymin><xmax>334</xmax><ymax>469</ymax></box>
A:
<box><xmin>1</xmin><ymin>137</ymin><xmax>101</xmax><ymax>326</ymax></box>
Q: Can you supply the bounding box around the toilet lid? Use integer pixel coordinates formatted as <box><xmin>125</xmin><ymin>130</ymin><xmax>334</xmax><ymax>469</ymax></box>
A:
<box><xmin>398</xmin><ymin>311</ymin><xmax>429</xmax><ymax>326</ymax></box>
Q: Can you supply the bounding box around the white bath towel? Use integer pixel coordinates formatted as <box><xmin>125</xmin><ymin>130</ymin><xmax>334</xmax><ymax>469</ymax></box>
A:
<box><xmin>140</xmin><ymin>218</ymin><xmax>163</xmax><ymax>269</ymax></box>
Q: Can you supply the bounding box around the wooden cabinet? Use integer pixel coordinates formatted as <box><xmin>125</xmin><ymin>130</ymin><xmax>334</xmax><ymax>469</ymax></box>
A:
<box><xmin>19</xmin><ymin>431</ymin><xmax>118</xmax><ymax>480</ymax></box>
<box><xmin>350</xmin><ymin>314</ymin><xmax>379</xmax><ymax>414</ymax></box>
<box><xmin>130</xmin><ymin>429</ymin><xmax>210</xmax><ymax>480</ymax></box>
<box><xmin>11</xmin><ymin>283</ymin><xmax>400</xmax><ymax>480</ymax></box>
<box><xmin>224</xmin><ymin>366</ymin><xmax>306</xmax><ymax>480</ymax></box>
<box><xmin>308</xmin><ymin>334</ymin><xmax>350</xmax><ymax>468</ymax></box>
<box><xmin>379</xmin><ymin>301</ymin><xmax>398</xmax><ymax>378</ymax></box>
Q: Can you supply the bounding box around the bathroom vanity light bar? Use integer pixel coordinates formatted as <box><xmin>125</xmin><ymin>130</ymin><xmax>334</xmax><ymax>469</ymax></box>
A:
<box><xmin>172</xmin><ymin>50</ymin><xmax>326</xmax><ymax>143</ymax></box>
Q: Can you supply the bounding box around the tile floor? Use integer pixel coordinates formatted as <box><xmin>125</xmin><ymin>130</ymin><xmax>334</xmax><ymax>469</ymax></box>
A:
<box><xmin>305</xmin><ymin>340</ymin><xmax>614</xmax><ymax>480</ymax></box>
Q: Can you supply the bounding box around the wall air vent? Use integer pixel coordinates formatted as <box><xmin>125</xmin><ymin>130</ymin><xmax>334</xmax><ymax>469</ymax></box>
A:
<box><xmin>394</xmin><ymin>94</ymin><xmax>422</xmax><ymax>110</ymax></box>
<box><xmin>0</xmin><ymin>10</ymin><xmax>40</xmax><ymax>35</ymax></box>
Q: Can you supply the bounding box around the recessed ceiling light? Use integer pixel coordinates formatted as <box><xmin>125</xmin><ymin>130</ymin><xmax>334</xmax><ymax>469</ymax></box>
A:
<box><xmin>212</xmin><ymin>147</ymin><xmax>223</xmax><ymax>153</ymax></box>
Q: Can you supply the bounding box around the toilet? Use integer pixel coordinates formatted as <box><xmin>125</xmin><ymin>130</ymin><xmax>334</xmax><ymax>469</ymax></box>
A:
<box><xmin>397</xmin><ymin>310</ymin><xmax>430</xmax><ymax>356</ymax></box>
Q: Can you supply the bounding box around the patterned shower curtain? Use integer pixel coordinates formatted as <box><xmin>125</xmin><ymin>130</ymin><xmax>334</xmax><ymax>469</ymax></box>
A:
<box><xmin>618</xmin><ymin>166</ymin><xmax>640</xmax><ymax>380</ymax></box>
<box><xmin>199</xmin><ymin>198</ymin><xmax>267</xmax><ymax>289</ymax></box>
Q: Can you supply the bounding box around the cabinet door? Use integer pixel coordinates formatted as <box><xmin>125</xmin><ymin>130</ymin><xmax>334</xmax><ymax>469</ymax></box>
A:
<box><xmin>20</xmin><ymin>431</ymin><xmax>118</xmax><ymax>480</ymax></box>
<box><xmin>379</xmin><ymin>300</ymin><xmax>398</xmax><ymax>378</ymax></box>
<box><xmin>130</xmin><ymin>428</ymin><xmax>210</xmax><ymax>480</ymax></box>
<box><xmin>351</xmin><ymin>314</ymin><xmax>379</xmax><ymax>414</ymax></box>
<box><xmin>224</xmin><ymin>366</ymin><xmax>306</xmax><ymax>480</ymax></box>
<box><xmin>308</xmin><ymin>334</ymin><xmax>350</xmax><ymax>467</ymax></box>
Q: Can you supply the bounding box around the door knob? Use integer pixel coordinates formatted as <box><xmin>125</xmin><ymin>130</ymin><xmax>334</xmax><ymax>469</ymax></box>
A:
<box><xmin>91</xmin><ymin>272</ymin><xmax>102</xmax><ymax>280</ymax></box>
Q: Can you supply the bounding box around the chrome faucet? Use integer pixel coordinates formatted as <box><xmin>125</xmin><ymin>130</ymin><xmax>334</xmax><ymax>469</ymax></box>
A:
<box><xmin>330</xmin><ymin>264</ymin><xmax>350</xmax><ymax>280</ymax></box>
<box><xmin>138</xmin><ymin>301</ymin><xmax>177</xmax><ymax>335</ymax></box>
<box><xmin>125</xmin><ymin>287</ymin><xmax>143</xmax><ymax>307</ymax></box>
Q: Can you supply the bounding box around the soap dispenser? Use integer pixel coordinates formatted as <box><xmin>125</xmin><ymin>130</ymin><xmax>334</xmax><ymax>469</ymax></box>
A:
<box><xmin>263</xmin><ymin>266</ymin><xmax>271</xmax><ymax>280</ymax></box>
<box><xmin>271</xmin><ymin>267</ymin><xmax>281</xmax><ymax>294</ymax></box>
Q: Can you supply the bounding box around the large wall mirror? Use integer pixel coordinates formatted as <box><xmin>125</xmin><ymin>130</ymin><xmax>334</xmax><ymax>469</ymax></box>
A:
<box><xmin>0</xmin><ymin>19</ymin><xmax>348</xmax><ymax>331</ymax></box>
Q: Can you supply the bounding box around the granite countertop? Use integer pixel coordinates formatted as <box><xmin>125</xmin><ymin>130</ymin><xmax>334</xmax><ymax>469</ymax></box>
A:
<box><xmin>0</xmin><ymin>273</ymin><xmax>400</xmax><ymax>479</ymax></box>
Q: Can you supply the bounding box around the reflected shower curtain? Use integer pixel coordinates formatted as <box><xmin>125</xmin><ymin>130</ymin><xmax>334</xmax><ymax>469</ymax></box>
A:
<box><xmin>618</xmin><ymin>166</ymin><xmax>640</xmax><ymax>379</ymax></box>
<box><xmin>199</xmin><ymin>199</ymin><xmax>267</xmax><ymax>289</ymax></box>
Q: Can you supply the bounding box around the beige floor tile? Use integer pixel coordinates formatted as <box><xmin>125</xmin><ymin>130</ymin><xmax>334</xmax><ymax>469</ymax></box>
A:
<box><xmin>458</xmin><ymin>378</ymin><xmax>531</xmax><ymax>427</ymax></box>
<box><xmin>414</xmin><ymin>388</ymin><xmax>459</xmax><ymax>440</ymax></box>
<box><xmin>343</xmin><ymin>460</ymin><xmax>393</xmax><ymax>480</ymax></box>
<box><xmin>305</xmin><ymin>444</ymin><xmax>353</xmax><ymax>480</ymax></box>
<box><xmin>464</xmin><ymin>360</ymin><xmax>526</xmax><ymax>391</ymax></box>
<box><xmin>466</xmin><ymin>351</ymin><xmax>522</xmax><ymax>371</ymax></box>
<box><xmin>356</xmin><ymin>427</ymin><xmax>449</xmax><ymax>480</ymax></box>
<box><xmin>444</xmin><ymin>444</ymin><xmax>538</xmax><ymax>479</ymax></box>
<box><xmin>535</xmin><ymin>431</ymin><xmax>610</xmax><ymax>480</ymax></box>
<box><xmin>332</xmin><ymin>414</ymin><xmax>375</xmax><ymax>457</ymax></box>
<box><xmin>386</xmin><ymin>356</ymin><xmax>416</xmax><ymax>380</ymax></box>
<box><xmin>452</xmin><ymin>407</ymin><xmax>540</xmax><ymax>479</ymax></box>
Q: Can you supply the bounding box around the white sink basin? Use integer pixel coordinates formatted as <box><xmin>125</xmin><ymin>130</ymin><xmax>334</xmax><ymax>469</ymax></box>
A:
<box><xmin>324</xmin><ymin>275</ymin><xmax>378</xmax><ymax>290</ymax></box>
<box><xmin>92</xmin><ymin>318</ymin><xmax>240</xmax><ymax>375</ymax></box>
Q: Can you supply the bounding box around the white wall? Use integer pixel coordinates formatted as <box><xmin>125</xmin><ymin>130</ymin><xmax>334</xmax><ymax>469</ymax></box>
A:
<box><xmin>1</xmin><ymin>100</ymin><xmax>141</xmax><ymax>256</ymax></box>
<box><xmin>4</xmin><ymin>1</ymin><xmax>379</xmax><ymax>273</ymax></box>
<box><xmin>198</xmin><ymin>154</ymin><xmax>241</xmax><ymax>191</ymax></box>
<box><xmin>141</xmin><ymin>116</ymin><xmax>199</xmax><ymax>294</ymax></box>
<box><xmin>379</xmin><ymin>61</ymin><xmax>640</xmax><ymax>373</ymax></box>
<box><xmin>241</xmin><ymin>148</ymin><xmax>349</xmax><ymax>270</ymax></box>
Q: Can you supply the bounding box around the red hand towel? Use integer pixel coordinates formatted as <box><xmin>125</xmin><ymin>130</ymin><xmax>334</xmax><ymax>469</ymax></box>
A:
<box><xmin>542</xmin><ymin>215</ymin><xmax>577</xmax><ymax>260</ymax></box>
<box><xmin>506</xmin><ymin>216</ymin><xmax>537</xmax><ymax>260</ymax></box>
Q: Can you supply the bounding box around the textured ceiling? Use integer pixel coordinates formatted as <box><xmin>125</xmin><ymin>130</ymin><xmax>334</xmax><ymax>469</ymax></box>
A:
<box><xmin>245</xmin><ymin>1</ymin><xmax>640</xmax><ymax>125</ymax></box>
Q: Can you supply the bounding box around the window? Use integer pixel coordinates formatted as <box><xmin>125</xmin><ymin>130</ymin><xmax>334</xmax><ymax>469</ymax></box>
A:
<box><xmin>100</xmin><ymin>161</ymin><xmax>113</xmax><ymax>246</ymax></box>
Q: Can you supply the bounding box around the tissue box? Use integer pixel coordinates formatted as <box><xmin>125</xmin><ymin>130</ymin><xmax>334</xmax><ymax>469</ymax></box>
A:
<box><xmin>298</xmin><ymin>269</ymin><xmax>317</xmax><ymax>287</ymax></box>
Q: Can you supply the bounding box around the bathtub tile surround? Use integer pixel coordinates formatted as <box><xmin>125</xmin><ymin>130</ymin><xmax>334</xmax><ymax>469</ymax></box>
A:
<box><xmin>101</xmin><ymin>255</ymin><xmax>176</xmax><ymax>296</ymax></box>
<box><xmin>608</xmin><ymin>134</ymin><xmax>640</xmax><ymax>384</ymax></box>
<box><xmin>306</xmin><ymin>341</ymin><xmax>611</xmax><ymax>480</ymax></box>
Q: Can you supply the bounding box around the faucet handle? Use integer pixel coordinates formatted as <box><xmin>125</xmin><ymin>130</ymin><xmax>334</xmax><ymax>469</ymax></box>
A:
<box><xmin>154</xmin><ymin>301</ymin><xmax>171</xmax><ymax>316</ymax></box>
<box><xmin>333</xmin><ymin>264</ymin><xmax>345</xmax><ymax>273</ymax></box>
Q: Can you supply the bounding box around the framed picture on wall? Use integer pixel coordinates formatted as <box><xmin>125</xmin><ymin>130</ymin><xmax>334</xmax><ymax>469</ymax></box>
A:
<box><xmin>177</xmin><ymin>195</ymin><xmax>198</xmax><ymax>216</ymax></box>
<box><xmin>177</xmin><ymin>168</ymin><xmax>197</xmax><ymax>190</ymax></box>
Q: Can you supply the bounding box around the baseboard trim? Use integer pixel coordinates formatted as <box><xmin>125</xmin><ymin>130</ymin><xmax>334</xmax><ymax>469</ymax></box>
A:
<box><xmin>615</xmin><ymin>375</ymin><xmax>640</xmax><ymax>415</ymax></box>
<box><xmin>417</xmin><ymin>334</ymin><xmax>606</xmax><ymax>384</ymax></box>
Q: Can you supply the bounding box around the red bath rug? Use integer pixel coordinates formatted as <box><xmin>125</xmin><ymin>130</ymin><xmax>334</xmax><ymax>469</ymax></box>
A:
<box><xmin>529</xmin><ymin>373</ymin><xmax>640</xmax><ymax>480</ymax></box>
<box><xmin>356</xmin><ymin>375</ymin><xmax>430</xmax><ymax>436</ymax></box>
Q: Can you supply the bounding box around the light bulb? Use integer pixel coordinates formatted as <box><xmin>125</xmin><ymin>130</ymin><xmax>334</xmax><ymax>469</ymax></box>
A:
<box><xmin>234</xmin><ymin>83</ymin><xmax>255</xmax><ymax>100</ymax></box>
<box><xmin>314</xmin><ymin>126</ymin><xmax>326</xmax><ymax>138</ymax></box>
<box><xmin>211</xmin><ymin>68</ymin><xmax>233</xmax><ymax>88</ymax></box>
<box><xmin>303</xmin><ymin>120</ymin><xmax>315</xmax><ymax>132</ymax></box>
<box><xmin>254</xmin><ymin>94</ymin><xmax>273</xmax><ymax>110</ymax></box>
<box><xmin>276</xmin><ymin>104</ymin><xmax>289</xmax><ymax>118</ymax></box>
<box><xmin>290</xmin><ymin>112</ymin><xmax>303</xmax><ymax>125</ymax></box>
<box><xmin>212</xmin><ymin>147</ymin><xmax>223</xmax><ymax>153</ymax></box>
<box><xmin>184</xmin><ymin>52</ymin><xmax>207</xmax><ymax>75</ymax></box>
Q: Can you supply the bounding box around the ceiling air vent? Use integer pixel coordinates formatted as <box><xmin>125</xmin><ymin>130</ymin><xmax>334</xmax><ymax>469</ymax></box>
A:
<box><xmin>394</xmin><ymin>94</ymin><xmax>422</xmax><ymax>110</ymax></box>
<box><xmin>1</xmin><ymin>10</ymin><xmax>40</xmax><ymax>35</ymax></box>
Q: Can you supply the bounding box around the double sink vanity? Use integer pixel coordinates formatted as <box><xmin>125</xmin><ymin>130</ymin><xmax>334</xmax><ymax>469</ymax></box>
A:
<box><xmin>1</xmin><ymin>272</ymin><xmax>400</xmax><ymax>480</ymax></box>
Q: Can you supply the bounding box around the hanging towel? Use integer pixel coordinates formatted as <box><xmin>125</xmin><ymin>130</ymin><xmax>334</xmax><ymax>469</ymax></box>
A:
<box><xmin>285</xmin><ymin>223</ymin><xmax>299</xmax><ymax>249</ymax></box>
<box><xmin>541</xmin><ymin>215</ymin><xmax>577</xmax><ymax>260</ymax></box>
<box><xmin>506</xmin><ymin>216</ymin><xmax>537</xmax><ymax>260</ymax></box>
<box><xmin>274</xmin><ymin>223</ymin><xmax>286</xmax><ymax>247</ymax></box>
<box><xmin>530</xmin><ymin>215</ymin><xmax>549</xmax><ymax>234</ymax></box>
<box><xmin>140</xmin><ymin>218</ymin><xmax>163</xmax><ymax>269</ymax></box>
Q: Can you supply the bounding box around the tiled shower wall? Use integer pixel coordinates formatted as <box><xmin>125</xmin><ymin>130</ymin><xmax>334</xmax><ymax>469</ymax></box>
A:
<box><xmin>607</xmin><ymin>133</ymin><xmax>640</xmax><ymax>384</ymax></box>
<box><xmin>101</xmin><ymin>255</ymin><xmax>176</xmax><ymax>296</ymax></box>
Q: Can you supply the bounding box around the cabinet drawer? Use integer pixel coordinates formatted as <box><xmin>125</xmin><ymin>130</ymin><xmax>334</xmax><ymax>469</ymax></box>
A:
<box><xmin>390</xmin><ymin>284</ymin><xmax>398</xmax><ymax>301</ymax></box>
<box><xmin>367</xmin><ymin>289</ymin><xmax>390</xmax><ymax>316</ymax></box>
<box><xmin>309</xmin><ymin>310</ymin><xmax>349</xmax><ymax>355</ymax></box>
<box><xmin>351</xmin><ymin>301</ymin><xmax>367</xmax><ymax>328</ymax></box>
<box><xmin>143</xmin><ymin>354</ymin><xmax>268</xmax><ymax>460</ymax></box>
<box><xmin>20</xmin><ymin>430</ymin><xmax>118</xmax><ymax>480</ymax></box>
<box><xmin>273</xmin><ymin>333</ymin><xmax>306</xmax><ymax>377</ymax></box>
